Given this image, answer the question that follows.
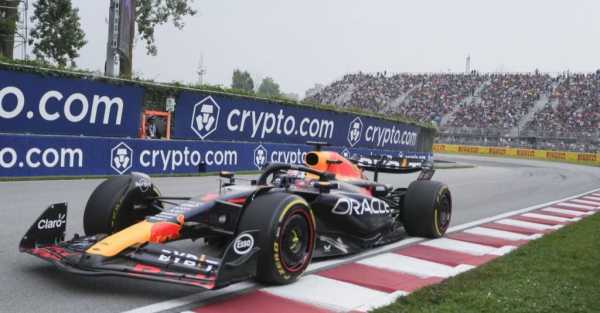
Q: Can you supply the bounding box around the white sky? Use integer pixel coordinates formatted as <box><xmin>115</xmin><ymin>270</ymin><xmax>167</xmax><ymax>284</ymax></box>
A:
<box><xmin>28</xmin><ymin>0</ymin><xmax>600</xmax><ymax>96</ymax></box>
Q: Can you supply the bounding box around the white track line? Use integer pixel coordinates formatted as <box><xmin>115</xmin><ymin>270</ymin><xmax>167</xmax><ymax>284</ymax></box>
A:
<box><xmin>420</xmin><ymin>238</ymin><xmax>499</xmax><ymax>256</ymax></box>
<box><xmin>445</xmin><ymin>191</ymin><xmax>598</xmax><ymax>234</ymax></box>
<box><xmin>120</xmin><ymin>281</ymin><xmax>256</xmax><ymax>313</ymax></box>
<box><xmin>542</xmin><ymin>207</ymin><xmax>592</xmax><ymax>216</ymax></box>
<box><xmin>555</xmin><ymin>202</ymin><xmax>597</xmax><ymax>210</ymax></box>
<box><xmin>522</xmin><ymin>212</ymin><xmax>579</xmax><ymax>223</ymax></box>
<box><xmin>357</xmin><ymin>253</ymin><xmax>475</xmax><ymax>278</ymax></box>
<box><xmin>463</xmin><ymin>227</ymin><xmax>540</xmax><ymax>241</ymax></box>
<box><xmin>263</xmin><ymin>275</ymin><xmax>389</xmax><ymax>312</ymax></box>
<box><xmin>306</xmin><ymin>237</ymin><xmax>423</xmax><ymax>273</ymax></box>
<box><xmin>353</xmin><ymin>290</ymin><xmax>407</xmax><ymax>313</ymax></box>
<box><xmin>495</xmin><ymin>218</ymin><xmax>560</xmax><ymax>230</ymax></box>
<box><xmin>122</xmin><ymin>187</ymin><xmax>600</xmax><ymax>313</ymax></box>
<box><xmin>569</xmin><ymin>199</ymin><xmax>600</xmax><ymax>206</ymax></box>
<box><xmin>583</xmin><ymin>196</ymin><xmax>600</xmax><ymax>201</ymax></box>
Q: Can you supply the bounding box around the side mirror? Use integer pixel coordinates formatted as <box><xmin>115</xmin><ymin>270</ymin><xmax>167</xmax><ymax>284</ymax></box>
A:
<box><xmin>219</xmin><ymin>171</ymin><xmax>235</xmax><ymax>185</ymax></box>
<box><xmin>219</xmin><ymin>171</ymin><xmax>234</xmax><ymax>179</ymax></box>
<box><xmin>417</xmin><ymin>160</ymin><xmax>435</xmax><ymax>181</ymax></box>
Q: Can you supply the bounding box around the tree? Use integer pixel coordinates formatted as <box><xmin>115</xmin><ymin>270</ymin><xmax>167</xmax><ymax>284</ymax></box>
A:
<box><xmin>113</xmin><ymin>0</ymin><xmax>196</xmax><ymax>77</ymax></box>
<box><xmin>29</xmin><ymin>0</ymin><xmax>87</xmax><ymax>67</ymax></box>
<box><xmin>0</xmin><ymin>0</ymin><xmax>19</xmax><ymax>59</ymax></box>
<box><xmin>257</xmin><ymin>77</ymin><xmax>281</xmax><ymax>97</ymax></box>
<box><xmin>231</xmin><ymin>69</ymin><xmax>254</xmax><ymax>93</ymax></box>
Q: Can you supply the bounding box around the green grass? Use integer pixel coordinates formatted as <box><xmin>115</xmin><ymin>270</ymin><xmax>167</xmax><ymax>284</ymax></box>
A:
<box><xmin>373</xmin><ymin>212</ymin><xmax>600</xmax><ymax>313</ymax></box>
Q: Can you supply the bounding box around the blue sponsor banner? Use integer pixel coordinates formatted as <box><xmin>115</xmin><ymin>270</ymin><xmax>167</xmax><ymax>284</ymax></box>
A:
<box><xmin>173</xmin><ymin>92</ymin><xmax>423</xmax><ymax>151</ymax></box>
<box><xmin>0</xmin><ymin>134</ymin><xmax>431</xmax><ymax>178</ymax></box>
<box><xmin>0</xmin><ymin>69</ymin><xmax>143</xmax><ymax>137</ymax></box>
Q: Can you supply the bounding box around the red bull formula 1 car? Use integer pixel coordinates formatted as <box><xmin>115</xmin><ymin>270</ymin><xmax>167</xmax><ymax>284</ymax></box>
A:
<box><xmin>20</xmin><ymin>145</ymin><xmax>452</xmax><ymax>289</ymax></box>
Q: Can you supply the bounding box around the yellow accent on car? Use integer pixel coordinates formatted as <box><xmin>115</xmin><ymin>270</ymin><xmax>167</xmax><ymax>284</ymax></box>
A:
<box><xmin>86</xmin><ymin>221</ymin><xmax>153</xmax><ymax>257</ymax></box>
<box><xmin>277</xmin><ymin>199</ymin><xmax>308</xmax><ymax>223</ymax></box>
<box><xmin>433</xmin><ymin>209</ymin><xmax>441</xmax><ymax>236</ymax></box>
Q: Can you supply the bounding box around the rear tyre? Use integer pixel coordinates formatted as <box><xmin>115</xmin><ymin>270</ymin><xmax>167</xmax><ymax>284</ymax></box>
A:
<box><xmin>402</xmin><ymin>180</ymin><xmax>452</xmax><ymax>238</ymax></box>
<box><xmin>83</xmin><ymin>173</ymin><xmax>161</xmax><ymax>236</ymax></box>
<box><xmin>237</xmin><ymin>192</ymin><xmax>315</xmax><ymax>285</ymax></box>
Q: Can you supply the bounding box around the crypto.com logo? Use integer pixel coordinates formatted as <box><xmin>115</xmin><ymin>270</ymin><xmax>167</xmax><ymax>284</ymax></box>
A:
<box><xmin>191</xmin><ymin>96</ymin><xmax>220</xmax><ymax>140</ymax></box>
<box><xmin>254</xmin><ymin>145</ymin><xmax>268</xmax><ymax>169</ymax></box>
<box><xmin>347</xmin><ymin>117</ymin><xmax>363</xmax><ymax>147</ymax></box>
<box><xmin>111</xmin><ymin>142</ymin><xmax>133</xmax><ymax>174</ymax></box>
<box><xmin>342</xmin><ymin>148</ymin><xmax>351</xmax><ymax>159</ymax></box>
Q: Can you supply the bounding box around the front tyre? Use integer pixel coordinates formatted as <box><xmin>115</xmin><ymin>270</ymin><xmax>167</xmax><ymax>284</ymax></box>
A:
<box><xmin>83</xmin><ymin>173</ymin><xmax>161</xmax><ymax>236</ymax></box>
<box><xmin>237</xmin><ymin>193</ymin><xmax>316</xmax><ymax>285</ymax></box>
<box><xmin>402</xmin><ymin>180</ymin><xmax>452</xmax><ymax>238</ymax></box>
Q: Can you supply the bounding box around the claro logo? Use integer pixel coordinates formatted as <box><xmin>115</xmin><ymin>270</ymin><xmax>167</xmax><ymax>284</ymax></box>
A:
<box><xmin>37</xmin><ymin>213</ymin><xmax>66</xmax><ymax>230</ymax></box>
<box><xmin>0</xmin><ymin>86</ymin><xmax>125</xmax><ymax>125</ymax></box>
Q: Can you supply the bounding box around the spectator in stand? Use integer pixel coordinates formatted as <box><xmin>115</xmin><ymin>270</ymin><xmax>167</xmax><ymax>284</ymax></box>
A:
<box><xmin>305</xmin><ymin>71</ymin><xmax>600</xmax><ymax>153</ymax></box>
<box><xmin>527</xmin><ymin>73</ymin><xmax>600</xmax><ymax>139</ymax></box>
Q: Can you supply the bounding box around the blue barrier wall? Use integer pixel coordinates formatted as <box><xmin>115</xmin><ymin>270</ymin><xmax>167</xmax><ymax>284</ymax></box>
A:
<box><xmin>0</xmin><ymin>134</ymin><xmax>431</xmax><ymax>178</ymax></box>
<box><xmin>174</xmin><ymin>91</ymin><xmax>423</xmax><ymax>151</ymax></box>
<box><xmin>0</xmin><ymin>69</ymin><xmax>143</xmax><ymax>137</ymax></box>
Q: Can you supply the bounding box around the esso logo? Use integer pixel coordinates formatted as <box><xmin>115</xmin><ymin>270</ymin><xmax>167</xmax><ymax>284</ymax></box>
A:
<box><xmin>233</xmin><ymin>233</ymin><xmax>254</xmax><ymax>255</ymax></box>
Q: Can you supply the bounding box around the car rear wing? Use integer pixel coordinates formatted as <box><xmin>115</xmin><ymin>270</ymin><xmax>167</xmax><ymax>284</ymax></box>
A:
<box><xmin>350</xmin><ymin>155</ymin><xmax>434</xmax><ymax>182</ymax></box>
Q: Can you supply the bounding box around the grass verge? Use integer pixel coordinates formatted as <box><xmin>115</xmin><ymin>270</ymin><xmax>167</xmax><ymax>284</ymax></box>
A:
<box><xmin>373</xmin><ymin>212</ymin><xmax>600</xmax><ymax>313</ymax></box>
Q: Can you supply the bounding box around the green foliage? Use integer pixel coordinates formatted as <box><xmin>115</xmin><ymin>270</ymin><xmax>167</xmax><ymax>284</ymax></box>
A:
<box><xmin>0</xmin><ymin>59</ymin><xmax>435</xmax><ymax>131</ymax></box>
<box><xmin>231</xmin><ymin>69</ymin><xmax>254</xmax><ymax>93</ymax></box>
<box><xmin>0</xmin><ymin>0</ymin><xmax>19</xmax><ymax>58</ymax></box>
<box><xmin>257</xmin><ymin>77</ymin><xmax>281</xmax><ymax>97</ymax></box>
<box><xmin>136</xmin><ymin>0</ymin><xmax>197</xmax><ymax>56</ymax></box>
<box><xmin>29</xmin><ymin>0</ymin><xmax>87</xmax><ymax>67</ymax></box>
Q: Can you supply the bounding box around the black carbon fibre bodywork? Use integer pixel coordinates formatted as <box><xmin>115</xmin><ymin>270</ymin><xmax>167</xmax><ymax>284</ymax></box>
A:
<box><xmin>20</xmin><ymin>156</ymin><xmax>440</xmax><ymax>289</ymax></box>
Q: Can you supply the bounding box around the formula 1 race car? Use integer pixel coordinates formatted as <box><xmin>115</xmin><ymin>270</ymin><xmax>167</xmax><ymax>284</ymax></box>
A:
<box><xmin>19</xmin><ymin>144</ymin><xmax>452</xmax><ymax>289</ymax></box>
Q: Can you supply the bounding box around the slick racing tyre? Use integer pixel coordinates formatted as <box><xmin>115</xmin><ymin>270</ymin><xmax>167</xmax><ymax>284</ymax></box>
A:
<box><xmin>238</xmin><ymin>192</ymin><xmax>316</xmax><ymax>285</ymax></box>
<box><xmin>83</xmin><ymin>173</ymin><xmax>161</xmax><ymax>236</ymax></box>
<box><xmin>402</xmin><ymin>180</ymin><xmax>452</xmax><ymax>238</ymax></box>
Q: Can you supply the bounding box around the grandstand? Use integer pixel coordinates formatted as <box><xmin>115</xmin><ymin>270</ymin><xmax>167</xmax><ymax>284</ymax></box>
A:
<box><xmin>305</xmin><ymin>72</ymin><xmax>600</xmax><ymax>153</ymax></box>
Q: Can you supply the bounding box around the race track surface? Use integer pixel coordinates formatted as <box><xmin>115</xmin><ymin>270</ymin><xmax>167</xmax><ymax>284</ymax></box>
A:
<box><xmin>2</xmin><ymin>154</ymin><xmax>600</xmax><ymax>313</ymax></box>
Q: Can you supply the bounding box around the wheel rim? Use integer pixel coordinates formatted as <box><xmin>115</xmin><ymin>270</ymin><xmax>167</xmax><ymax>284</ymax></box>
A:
<box><xmin>437</xmin><ymin>192</ymin><xmax>451</xmax><ymax>232</ymax></box>
<box><xmin>279</xmin><ymin>209</ymin><xmax>313</xmax><ymax>272</ymax></box>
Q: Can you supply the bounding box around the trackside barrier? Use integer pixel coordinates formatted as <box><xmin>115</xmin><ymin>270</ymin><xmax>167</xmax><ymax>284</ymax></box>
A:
<box><xmin>433</xmin><ymin>144</ymin><xmax>599</xmax><ymax>165</ymax></box>
<box><xmin>0</xmin><ymin>66</ymin><xmax>435</xmax><ymax>153</ymax></box>
<box><xmin>0</xmin><ymin>134</ymin><xmax>431</xmax><ymax>178</ymax></box>
<box><xmin>174</xmin><ymin>91</ymin><xmax>429</xmax><ymax>151</ymax></box>
<box><xmin>0</xmin><ymin>69</ymin><xmax>143</xmax><ymax>137</ymax></box>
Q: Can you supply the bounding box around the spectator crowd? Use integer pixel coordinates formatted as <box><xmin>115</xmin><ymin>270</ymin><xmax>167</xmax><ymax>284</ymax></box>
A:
<box><xmin>305</xmin><ymin>71</ymin><xmax>600</xmax><ymax>153</ymax></box>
